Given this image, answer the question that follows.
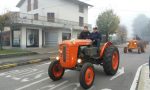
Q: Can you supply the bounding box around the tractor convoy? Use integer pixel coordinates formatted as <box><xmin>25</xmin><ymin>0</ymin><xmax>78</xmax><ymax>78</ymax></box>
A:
<box><xmin>48</xmin><ymin>39</ymin><xmax>120</xmax><ymax>89</ymax></box>
<box><xmin>124</xmin><ymin>39</ymin><xmax>147</xmax><ymax>54</ymax></box>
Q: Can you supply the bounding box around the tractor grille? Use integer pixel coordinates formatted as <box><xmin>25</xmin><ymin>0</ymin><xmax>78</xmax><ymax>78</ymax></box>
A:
<box><xmin>62</xmin><ymin>45</ymin><xmax>67</xmax><ymax>62</ymax></box>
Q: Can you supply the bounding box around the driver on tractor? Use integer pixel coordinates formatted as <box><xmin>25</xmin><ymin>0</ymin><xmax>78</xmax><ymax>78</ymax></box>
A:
<box><xmin>79</xmin><ymin>26</ymin><xmax>91</xmax><ymax>39</ymax></box>
<box><xmin>90</xmin><ymin>27</ymin><xmax>102</xmax><ymax>47</ymax></box>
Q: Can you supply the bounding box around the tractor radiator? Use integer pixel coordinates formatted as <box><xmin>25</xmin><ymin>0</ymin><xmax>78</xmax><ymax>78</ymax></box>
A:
<box><xmin>63</xmin><ymin>45</ymin><xmax>66</xmax><ymax>62</ymax></box>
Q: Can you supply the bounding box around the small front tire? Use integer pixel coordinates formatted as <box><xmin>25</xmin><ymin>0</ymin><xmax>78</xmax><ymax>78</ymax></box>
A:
<box><xmin>79</xmin><ymin>63</ymin><xmax>95</xmax><ymax>89</ymax></box>
<box><xmin>48</xmin><ymin>60</ymin><xmax>65</xmax><ymax>81</ymax></box>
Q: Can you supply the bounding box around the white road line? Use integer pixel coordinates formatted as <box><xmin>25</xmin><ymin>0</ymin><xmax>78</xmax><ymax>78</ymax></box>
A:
<box><xmin>19</xmin><ymin>70</ymin><xmax>44</xmax><ymax>78</ymax></box>
<box><xmin>5</xmin><ymin>69</ymin><xmax>37</xmax><ymax>78</ymax></box>
<box><xmin>21</xmin><ymin>72</ymin><xmax>45</xmax><ymax>82</ymax></box>
<box><xmin>15</xmin><ymin>70</ymin><xmax>70</xmax><ymax>90</ymax></box>
<box><xmin>110</xmin><ymin>67</ymin><xmax>125</xmax><ymax>80</ymax></box>
<box><xmin>130</xmin><ymin>63</ymin><xmax>148</xmax><ymax>90</ymax></box>
<box><xmin>15</xmin><ymin>77</ymin><xmax>50</xmax><ymax>90</ymax></box>
<box><xmin>48</xmin><ymin>81</ymin><xmax>68</xmax><ymax>90</ymax></box>
<box><xmin>36</xmin><ymin>62</ymin><xmax>51</xmax><ymax>67</ymax></box>
<box><xmin>13</xmin><ymin>69</ymin><xmax>37</xmax><ymax>77</ymax></box>
<box><xmin>12</xmin><ymin>71</ymin><xmax>44</xmax><ymax>80</ymax></box>
<box><xmin>3</xmin><ymin>68</ymin><xmax>34</xmax><ymax>76</ymax></box>
<box><xmin>101</xmin><ymin>89</ymin><xmax>112</xmax><ymax>90</ymax></box>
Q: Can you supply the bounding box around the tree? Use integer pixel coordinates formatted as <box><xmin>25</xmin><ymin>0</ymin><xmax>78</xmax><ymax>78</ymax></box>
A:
<box><xmin>96</xmin><ymin>10</ymin><xmax>120</xmax><ymax>41</ymax></box>
<box><xmin>0</xmin><ymin>13</ymin><xmax>10</xmax><ymax>50</ymax></box>
<box><xmin>116</xmin><ymin>25</ymin><xmax>127</xmax><ymax>43</ymax></box>
<box><xmin>133</xmin><ymin>14</ymin><xmax>149</xmax><ymax>37</ymax></box>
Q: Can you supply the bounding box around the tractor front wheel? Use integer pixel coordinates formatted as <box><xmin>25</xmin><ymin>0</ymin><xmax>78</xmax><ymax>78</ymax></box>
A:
<box><xmin>103</xmin><ymin>46</ymin><xmax>119</xmax><ymax>75</ymax></box>
<box><xmin>48</xmin><ymin>60</ymin><xmax>65</xmax><ymax>81</ymax></box>
<box><xmin>79</xmin><ymin>63</ymin><xmax>95</xmax><ymax>89</ymax></box>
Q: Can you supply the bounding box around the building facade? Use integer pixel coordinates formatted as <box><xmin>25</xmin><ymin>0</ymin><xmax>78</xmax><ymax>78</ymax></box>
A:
<box><xmin>10</xmin><ymin>0</ymin><xmax>92</xmax><ymax>48</ymax></box>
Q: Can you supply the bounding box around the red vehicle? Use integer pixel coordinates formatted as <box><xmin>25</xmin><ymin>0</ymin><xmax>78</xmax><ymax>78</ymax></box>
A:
<box><xmin>48</xmin><ymin>39</ymin><xmax>120</xmax><ymax>89</ymax></box>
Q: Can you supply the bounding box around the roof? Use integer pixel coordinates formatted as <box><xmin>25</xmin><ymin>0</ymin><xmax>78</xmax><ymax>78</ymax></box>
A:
<box><xmin>67</xmin><ymin>0</ymin><xmax>93</xmax><ymax>7</ymax></box>
<box><xmin>16</xmin><ymin>0</ymin><xmax>93</xmax><ymax>7</ymax></box>
<box><xmin>16</xmin><ymin>0</ymin><xmax>25</xmax><ymax>7</ymax></box>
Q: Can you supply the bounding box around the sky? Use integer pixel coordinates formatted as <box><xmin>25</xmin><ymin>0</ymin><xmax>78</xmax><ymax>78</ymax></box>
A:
<box><xmin>0</xmin><ymin>0</ymin><xmax>150</xmax><ymax>37</ymax></box>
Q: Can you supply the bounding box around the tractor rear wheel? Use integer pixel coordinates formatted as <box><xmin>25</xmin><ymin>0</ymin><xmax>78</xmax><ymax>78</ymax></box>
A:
<box><xmin>138</xmin><ymin>47</ymin><xmax>141</xmax><ymax>54</ymax></box>
<box><xmin>79</xmin><ymin>63</ymin><xmax>95</xmax><ymax>89</ymax></box>
<box><xmin>48</xmin><ymin>60</ymin><xmax>65</xmax><ymax>81</ymax></box>
<box><xmin>141</xmin><ymin>46</ymin><xmax>145</xmax><ymax>53</ymax></box>
<box><xmin>103</xmin><ymin>46</ymin><xmax>119</xmax><ymax>75</ymax></box>
<box><xmin>124</xmin><ymin>47</ymin><xmax>128</xmax><ymax>53</ymax></box>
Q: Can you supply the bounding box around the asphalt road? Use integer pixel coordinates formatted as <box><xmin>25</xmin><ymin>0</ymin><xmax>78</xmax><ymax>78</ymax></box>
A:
<box><xmin>0</xmin><ymin>46</ymin><xmax>149</xmax><ymax>90</ymax></box>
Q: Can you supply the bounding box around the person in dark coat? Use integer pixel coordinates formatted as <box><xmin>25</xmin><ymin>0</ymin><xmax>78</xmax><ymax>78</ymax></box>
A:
<box><xmin>79</xmin><ymin>26</ymin><xmax>91</xmax><ymax>39</ymax></box>
<box><xmin>90</xmin><ymin>27</ymin><xmax>102</xmax><ymax>47</ymax></box>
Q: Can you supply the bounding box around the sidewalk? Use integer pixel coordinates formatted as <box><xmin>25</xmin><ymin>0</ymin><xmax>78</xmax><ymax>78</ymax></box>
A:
<box><xmin>137</xmin><ymin>65</ymin><xmax>150</xmax><ymax>90</ymax></box>
<box><xmin>0</xmin><ymin>47</ymin><xmax>58</xmax><ymax>70</ymax></box>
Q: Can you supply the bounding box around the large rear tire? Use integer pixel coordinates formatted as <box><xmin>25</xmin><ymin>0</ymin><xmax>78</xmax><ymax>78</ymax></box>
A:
<box><xmin>138</xmin><ymin>47</ymin><xmax>141</xmax><ymax>54</ymax></box>
<box><xmin>141</xmin><ymin>46</ymin><xmax>145</xmax><ymax>53</ymax></box>
<box><xmin>48</xmin><ymin>60</ymin><xmax>65</xmax><ymax>81</ymax></box>
<box><xmin>103</xmin><ymin>46</ymin><xmax>119</xmax><ymax>75</ymax></box>
<box><xmin>124</xmin><ymin>47</ymin><xmax>128</xmax><ymax>53</ymax></box>
<box><xmin>79</xmin><ymin>63</ymin><xmax>95</xmax><ymax>89</ymax></box>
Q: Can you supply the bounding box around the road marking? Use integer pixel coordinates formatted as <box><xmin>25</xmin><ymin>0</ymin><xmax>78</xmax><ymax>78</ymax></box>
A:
<box><xmin>110</xmin><ymin>67</ymin><xmax>125</xmax><ymax>80</ymax></box>
<box><xmin>130</xmin><ymin>63</ymin><xmax>148</xmax><ymax>90</ymax></box>
<box><xmin>48</xmin><ymin>81</ymin><xmax>68</xmax><ymax>90</ymax></box>
<box><xmin>21</xmin><ymin>72</ymin><xmax>45</xmax><ymax>82</ymax></box>
<box><xmin>5</xmin><ymin>69</ymin><xmax>37</xmax><ymax>78</ymax></box>
<box><xmin>101</xmin><ymin>89</ymin><xmax>112</xmax><ymax>90</ymax></box>
<box><xmin>19</xmin><ymin>71</ymin><xmax>44</xmax><ymax>78</ymax></box>
<box><xmin>15</xmin><ymin>70</ymin><xmax>70</xmax><ymax>90</ymax></box>
<box><xmin>15</xmin><ymin>77</ymin><xmax>50</xmax><ymax>90</ymax></box>
<box><xmin>36</xmin><ymin>62</ymin><xmax>51</xmax><ymax>67</ymax></box>
<box><xmin>58</xmin><ymin>83</ymin><xmax>80</xmax><ymax>90</ymax></box>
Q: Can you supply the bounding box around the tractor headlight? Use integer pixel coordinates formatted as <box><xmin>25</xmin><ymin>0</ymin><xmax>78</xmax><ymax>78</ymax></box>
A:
<box><xmin>127</xmin><ymin>42</ymin><xmax>129</xmax><ymax>45</ymax></box>
<box><xmin>134</xmin><ymin>43</ymin><xmax>136</xmax><ymax>44</ymax></box>
<box><xmin>56</xmin><ymin>56</ymin><xmax>60</xmax><ymax>60</ymax></box>
<box><xmin>77</xmin><ymin>59</ymin><xmax>82</xmax><ymax>63</ymax></box>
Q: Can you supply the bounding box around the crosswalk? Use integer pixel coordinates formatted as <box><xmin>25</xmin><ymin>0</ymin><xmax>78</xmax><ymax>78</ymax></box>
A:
<box><xmin>0</xmin><ymin>63</ymin><xmax>50</xmax><ymax>83</ymax></box>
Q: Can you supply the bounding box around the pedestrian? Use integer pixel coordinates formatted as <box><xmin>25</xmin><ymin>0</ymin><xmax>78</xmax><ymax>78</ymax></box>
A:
<box><xmin>79</xmin><ymin>26</ymin><xmax>91</xmax><ymax>39</ymax></box>
<box><xmin>90</xmin><ymin>27</ymin><xmax>102</xmax><ymax>47</ymax></box>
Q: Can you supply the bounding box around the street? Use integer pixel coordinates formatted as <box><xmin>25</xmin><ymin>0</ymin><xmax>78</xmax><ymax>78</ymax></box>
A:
<box><xmin>0</xmin><ymin>47</ymin><xmax>149</xmax><ymax>90</ymax></box>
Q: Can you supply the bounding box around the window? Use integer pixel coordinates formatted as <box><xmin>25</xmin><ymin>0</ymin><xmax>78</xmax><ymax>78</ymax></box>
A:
<box><xmin>12</xmin><ymin>30</ymin><xmax>21</xmax><ymax>47</ymax></box>
<box><xmin>34</xmin><ymin>0</ymin><xmax>38</xmax><ymax>10</ymax></box>
<box><xmin>34</xmin><ymin>13</ymin><xmax>38</xmax><ymax>20</ymax></box>
<box><xmin>62</xmin><ymin>33</ymin><xmax>71</xmax><ymax>41</ymax></box>
<box><xmin>27</xmin><ymin>0</ymin><xmax>31</xmax><ymax>11</ymax></box>
<box><xmin>79</xmin><ymin>16</ymin><xmax>84</xmax><ymax>26</ymax></box>
<box><xmin>79</xmin><ymin>4</ymin><xmax>84</xmax><ymax>13</ymax></box>
<box><xmin>47</xmin><ymin>13</ymin><xmax>55</xmax><ymax>22</ymax></box>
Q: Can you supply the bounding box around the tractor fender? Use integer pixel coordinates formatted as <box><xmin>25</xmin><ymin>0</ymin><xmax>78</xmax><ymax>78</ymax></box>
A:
<box><xmin>100</xmin><ymin>42</ymin><xmax>113</xmax><ymax>59</ymax></box>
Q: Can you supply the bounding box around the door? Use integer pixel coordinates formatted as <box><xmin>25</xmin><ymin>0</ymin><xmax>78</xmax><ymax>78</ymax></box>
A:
<box><xmin>26</xmin><ymin>29</ymin><xmax>39</xmax><ymax>47</ymax></box>
<box><xmin>45</xmin><ymin>31</ymin><xmax>58</xmax><ymax>46</ymax></box>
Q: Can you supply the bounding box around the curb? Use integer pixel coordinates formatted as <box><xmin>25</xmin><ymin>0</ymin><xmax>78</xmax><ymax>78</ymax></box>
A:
<box><xmin>0</xmin><ymin>58</ymin><xmax>50</xmax><ymax>70</ymax></box>
<box><xmin>130</xmin><ymin>63</ymin><xmax>148</xmax><ymax>90</ymax></box>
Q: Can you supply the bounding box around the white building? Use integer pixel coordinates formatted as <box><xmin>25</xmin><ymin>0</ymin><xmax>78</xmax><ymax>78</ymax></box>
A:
<box><xmin>10</xmin><ymin>0</ymin><xmax>92</xmax><ymax>48</ymax></box>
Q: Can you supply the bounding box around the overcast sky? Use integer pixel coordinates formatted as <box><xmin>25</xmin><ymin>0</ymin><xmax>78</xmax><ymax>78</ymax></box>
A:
<box><xmin>0</xmin><ymin>0</ymin><xmax>150</xmax><ymax>37</ymax></box>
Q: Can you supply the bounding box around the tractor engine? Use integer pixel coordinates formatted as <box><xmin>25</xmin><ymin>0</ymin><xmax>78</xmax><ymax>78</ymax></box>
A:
<box><xmin>58</xmin><ymin>39</ymin><xmax>92</xmax><ymax>69</ymax></box>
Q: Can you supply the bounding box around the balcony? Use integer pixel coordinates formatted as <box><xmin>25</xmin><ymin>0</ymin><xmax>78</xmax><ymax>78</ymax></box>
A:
<box><xmin>9</xmin><ymin>13</ymin><xmax>91</xmax><ymax>30</ymax></box>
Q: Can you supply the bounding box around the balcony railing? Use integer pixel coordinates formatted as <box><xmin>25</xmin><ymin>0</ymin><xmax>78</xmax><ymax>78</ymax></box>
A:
<box><xmin>9</xmin><ymin>13</ymin><xmax>91</xmax><ymax>29</ymax></box>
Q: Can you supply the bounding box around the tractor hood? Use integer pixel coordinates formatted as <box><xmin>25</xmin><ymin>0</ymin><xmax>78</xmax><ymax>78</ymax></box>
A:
<box><xmin>60</xmin><ymin>39</ymin><xmax>92</xmax><ymax>46</ymax></box>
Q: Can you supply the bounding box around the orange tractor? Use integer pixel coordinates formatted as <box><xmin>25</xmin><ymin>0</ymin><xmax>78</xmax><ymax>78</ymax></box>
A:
<box><xmin>48</xmin><ymin>39</ymin><xmax>120</xmax><ymax>89</ymax></box>
<box><xmin>124</xmin><ymin>40</ymin><xmax>146</xmax><ymax>54</ymax></box>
